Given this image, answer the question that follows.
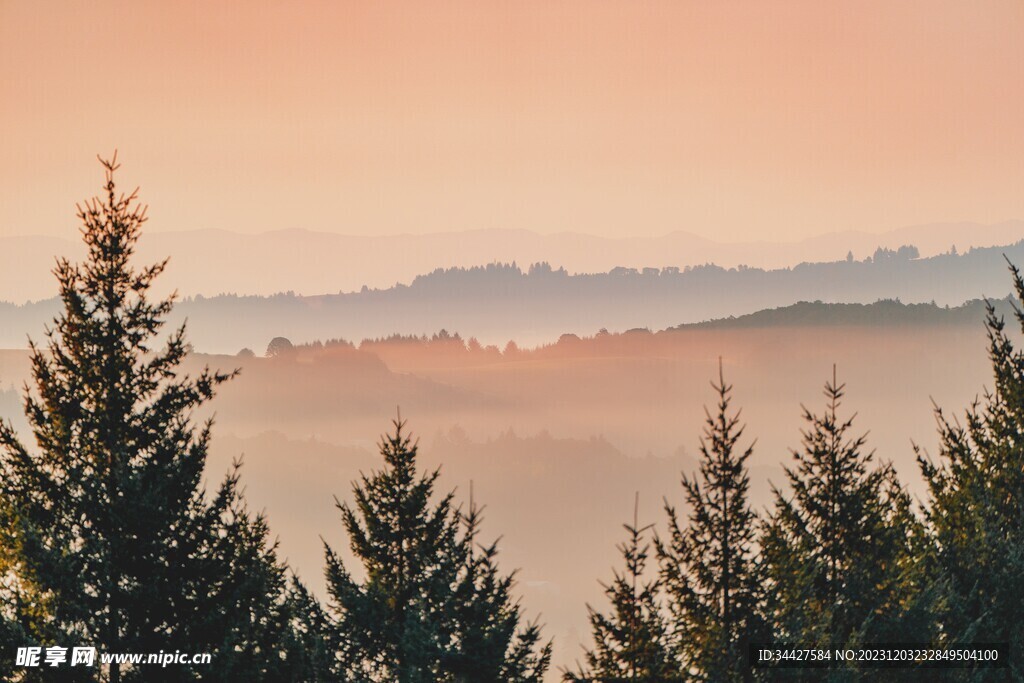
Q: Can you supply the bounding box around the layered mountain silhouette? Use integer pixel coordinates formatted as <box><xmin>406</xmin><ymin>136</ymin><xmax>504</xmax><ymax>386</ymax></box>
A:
<box><xmin>3</xmin><ymin>237</ymin><xmax>1022</xmax><ymax>353</ymax></box>
<box><xmin>2</xmin><ymin>221</ymin><xmax>1023</xmax><ymax>304</ymax></box>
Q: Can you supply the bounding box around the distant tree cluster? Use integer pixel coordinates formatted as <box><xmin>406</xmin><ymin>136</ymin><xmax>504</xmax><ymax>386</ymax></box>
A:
<box><xmin>867</xmin><ymin>244</ymin><xmax>921</xmax><ymax>263</ymax></box>
<box><xmin>262</xmin><ymin>337</ymin><xmax>355</xmax><ymax>357</ymax></box>
<box><xmin>253</xmin><ymin>296</ymin><xmax>1003</xmax><ymax>370</ymax></box>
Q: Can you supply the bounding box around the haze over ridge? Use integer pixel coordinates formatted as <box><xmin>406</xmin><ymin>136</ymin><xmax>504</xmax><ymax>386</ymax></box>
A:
<box><xmin>2</xmin><ymin>220</ymin><xmax>1022</xmax><ymax>304</ymax></box>
<box><xmin>3</xmin><ymin>237</ymin><xmax>1022</xmax><ymax>355</ymax></box>
<box><xmin>0</xmin><ymin>308</ymin><xmax>998</xmax><ymax>671</ymax></box>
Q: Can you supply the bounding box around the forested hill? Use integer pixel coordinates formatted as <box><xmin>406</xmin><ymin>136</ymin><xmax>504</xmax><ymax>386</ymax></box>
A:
<box><xmin>675</xmin><ymin>297</ymin><xmax>1002</xmax><ymax>331</ymax></box>
<box><xmin>1</xmin><ymin>241</ymin><xmax>1022</xmax><ymax>353</ymax></box>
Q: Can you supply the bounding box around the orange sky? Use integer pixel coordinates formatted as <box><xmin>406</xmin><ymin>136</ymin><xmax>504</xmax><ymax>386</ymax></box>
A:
<box><xmin>2</xmin><ymin>0</ymin><xmax>1023</xmax><ymax>241</ymax></box>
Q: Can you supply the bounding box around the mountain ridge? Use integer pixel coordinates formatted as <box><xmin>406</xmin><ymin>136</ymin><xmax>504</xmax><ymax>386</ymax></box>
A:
<box><xmin>2</xmin><ymin>221</ymin><xmax>1022</xmax><ymax>304</ymax></box>
<box><xmin>3</xmin><ymin>240</ymin><xmax>1023</xmax><ymax>354</ymax></box>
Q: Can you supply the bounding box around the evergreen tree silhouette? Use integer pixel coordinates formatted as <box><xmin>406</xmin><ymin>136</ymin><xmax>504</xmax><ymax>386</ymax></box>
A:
<box><xmin>655</xmin><ymin>361</ymin><xmax>764</xmax><ymax>682</ymax></box>
<box><xmin>918</xmin><ymin>258</ymin><xmax>1024</xmax><ymax>682</ymax></box>
<box><xmin>762</xmin><ymin>368</ymin><xmax>929</xmax><ymax>682</ymax></box>
<box><xmin>564</xmin><ymin>493</ymin><xmax>678</xmax><ymax>683</ymax></box>
<box><xmin>324</xmin><ymin>416</ymin><xmax>550</xmax><ymax>682</ymax></box>
<box><xmin>0</xmin><ymin>155</ymin><xmax>301</xmax><ymax>682</ymax></box>
<box><xmin>279</xmin><ymin>577</ymin><xmax>334</xmax><ymax>681</ymax></box>
<box><xmin>447</xmin><ymin>484</ymin><xmax>552</xmax><ymax>682</ymax></box>
<box><xmin>0</xmin><ymin>493</ymin><xmax>28</xmax><ymax>682</ymax></box>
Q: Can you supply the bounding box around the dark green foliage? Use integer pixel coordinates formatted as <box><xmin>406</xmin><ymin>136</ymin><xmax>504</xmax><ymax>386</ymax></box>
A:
<box><xmin>277</xmin><ymin>577</ymin><xmax>334</xmax><ymax>682</ymax></box>
<box><xmin>918</xmin><ymin>259</ymin><xmax>1024</xmax><ymax>682</ymax></box>
<box><xmin>324</xmin><ymin>417</ymin><xmax>550</xmax><ymax>682</ymax></box>
<box><xmin>324</xmin><ymin>418</ymin><xmax>462</xmax><ymax>682</ymax></box>
<box><xmin>656</xmin><ymin>363</ymin><xmax>764</xmax><ymax>682</ymax></box>
<box><xmin>0</xmin><ymin>513</ymin><xmax>30</xmax><ymax>682</ymax></box>
<box><xmin>762</xmin><ymin>369</ymin><xmax>930</xmax><ymax>681</ymax></box>
<box><xmin>446</xmin><ymin>491</ymin><xmax>552</xmax><ymax>682</ymax></box>
<box><xmin>193</xmin><ymin>466</ymin><xmax>329</xmax><ymax>682</ymax></box>
<box><xmin>564</xmin><ymin>497</ymin><xmax>677</xmax><ymax>683</ymax></box>
<box><xmin>0</xmin><ymin>156</ymin><xmax>302</xmax><ymax>681</ymax></box>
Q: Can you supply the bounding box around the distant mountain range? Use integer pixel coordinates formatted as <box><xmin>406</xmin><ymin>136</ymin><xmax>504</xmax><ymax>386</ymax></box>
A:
<box><xmin>3</xmin><ymin>239</ymin><xmax>1023</xmax><ymax>354</ymax></box>
<box><xmin>2</xmin><ymin>221</ymin><xmax>1023</xmax><ymax>303</ymax></box>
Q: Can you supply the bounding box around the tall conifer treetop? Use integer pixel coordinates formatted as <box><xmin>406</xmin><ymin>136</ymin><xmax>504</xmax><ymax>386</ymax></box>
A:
<box><xmin>656</xmin><ymin>361</ymin><xmax>763</xmax><ymax>683</ymax></box>
<box><xmin>0</xmin><ymin>155</ymin><xmax>299</xmax><ymax>682</ymax></box>
<box><xmin>324</xmin><ymin>416</ymin><xmax>550</xmax><ymax>682</ymax></box>
<box><xmin>564</xmin><ymin>493</ymin><xmax>677</xmax><ymax>682</ymax></box>
<box><xmin>762</xmin><ymin>366</ymin><xmax>927</xmax><ymax>679</ymax></box>
<box><xmin>917</xmin><ymin>259</ymin><xmax>1024</xmax><ymax>681</ymax></box>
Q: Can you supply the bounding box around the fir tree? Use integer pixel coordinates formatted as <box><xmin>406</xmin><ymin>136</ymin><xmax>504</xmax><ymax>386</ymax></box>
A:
<box><xmin>917</xmin><ymin>259</ymin><xmax>1024</xmax><ymax>682</ymax></box>
<box><xmin>324</xmin><ymin>416</ymin><xmax>550</xmax><ymax>682</ymax></box>
<box><xmin>762</xmin><ymin>368</ymin><xmax>929</xmax><ymax>681</ymax></box>
<box><xmin>655</xmin><ymin>362</ymin><xmax>764</xmax><ymax>682</ymax></box>
<box><xmin>565</xmin><ymin>494</ymin><xmax>677</xmax><ymax>683</ymax></box>
<box><xmin>278</xmin><ymin>577</ymin><xmax>334</xmax><ymax>682</ymax></box>
<box><xmin>192</xmin><ymin>467</ymin><xmax>327</xmax><ymax>682</ymax></box>
<box><xmin>0</xmin><ymin>493</ymin><xmax>29</xmax><ymax>682</ymax></box>
<box><xmin>447</xmin><ymin>485</ymin><xmax>552</xmax><ymax>682</ymax></box>
<box><xmin>0</xmin><ymin>155</ymin><xmax>301</xmax><ymax>681</ymax></box>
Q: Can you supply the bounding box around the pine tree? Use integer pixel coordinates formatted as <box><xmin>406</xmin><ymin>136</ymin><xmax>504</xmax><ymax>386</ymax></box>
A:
<box><xmin>192</xmin><ymin>467</ymin><xmax>328</xmax><ymax>682</ymax></box>
<box><xmin>324</xmin><ymin>416</ymin><xmax>550</xmax><ymax>682</ymax></box>
<box><xmin>655</xmin><ymin>361</ymin><xmax>764</xmax><ymax>682</ymax></box>
<box><xmin>0</xmin><ymin>155</ymin><xmax>302</xmax><ymax>681</ymax></box>
<box><xmin>761</xmin><ymin>368</ymin><xmax>929</xmax><ymax>681</ymax></box>
<box><xmin>0</xmin><ymin>493</ymin><xmax>29</xmax><ymax>682</ymax></box>
<box><xmin>278</xmin><ymin>577</ymin><xmax>334</xmax><ymax>682</ymax></box>
<box><xmin>564</xmin><ymin>494</ymin><xmax>677</xmax><ymax>683</ymax></box>
<box><xmin>447</xmin><ymin>486</ymin><xmax>552</xmax><ymax>682</ymax></box>
<box><xmin>917</xmin><ymin>259</ymin><xmax>1024</xmax><ymax>682</ymax></box>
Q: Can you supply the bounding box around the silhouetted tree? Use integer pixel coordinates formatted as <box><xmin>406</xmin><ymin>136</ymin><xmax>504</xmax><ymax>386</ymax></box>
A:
<box><xmin>193</xmin><ymin>469</ymin><xmax>323</xmax><ymax>681</ymax></box>
<box><xmin>900</xmin><ymin>245</ymin><xmax>920</xmax><ymax>260</ymax></box>
<box><xmin>0</xmin><ymin>156</ymin><xmax>301</xmax><ymax>682</ymax></box>
<box><xmin>266</xmin><ymin>336</ymin><xmax>294</xmax><ymax>357</ymax></box>
<box><xmin>917</xmin><ymin>259</ymin><xmax>1024</xmax><ymax>682</ymax></box>
<box><xmin>656</xmin><ymin>362</ymin><xmax>764</xmax><ymax>682</ymax></box>
<box><xmin>278</xmin><ymin>578</ymin><xmax>333</xmax><ymax>682</ymax></box>
<box><xmin>448</xmin><ymin>486</ymin><xmax>552</xmax><ymax>682</ymax></box>
<box><xmin>0</xmin><ymin>494</ymin><xmax>29</xmax><ymax>682</ymax></box>
<box><xmin>565</xmin><ymin>495</ymin><xmax>677</xmax><ymax>683</ymax></box>
<box><xmin>762</xmin><ymin>368</ymin><xmax>929</xmax><ymax>681</ymax></box>
<box><xmin>324</xmin><ymin>416</ymin><xmax>550</xmax><ymax>682</ymax></box>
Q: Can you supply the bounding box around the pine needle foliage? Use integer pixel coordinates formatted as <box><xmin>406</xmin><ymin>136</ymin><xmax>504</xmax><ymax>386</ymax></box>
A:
<box><xmin>565</xmin><ymin>494</ymin><xmax>678</xmax><ymax>683</ymax></box>
<box><xmin>762</xmin><ymin>368</ymin><xmax>929</xmax><ymax>682</ymax></box>
<box><xmin>324</xmin><ymin>417</ymin><xmax>550</xmax><ymax>682</ymax></box>
<box><xmin>0</xmin><ymin>155</ymin><xmax>301</xmax><ymax>682</ymax></box>
<box><xmin>917</xmin><ymin>259</ymin><xmax>1024</xmax><ymax>682</ymax></box>
<box><xmin>656</xmin><ymin>362</ymin><xmax>764</xmax><ymax>682</ymax></box>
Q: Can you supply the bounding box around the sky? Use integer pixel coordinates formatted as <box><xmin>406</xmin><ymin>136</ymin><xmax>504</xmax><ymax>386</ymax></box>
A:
<box><xmin>2</xmin><ymin>0</ymin><xmax>1023</xmax><ymax>242</ymax></box>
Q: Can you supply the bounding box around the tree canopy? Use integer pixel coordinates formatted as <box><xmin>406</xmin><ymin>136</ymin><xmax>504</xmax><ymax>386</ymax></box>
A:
<box><xmin>324</xmin><ymin>417</ymin><xmax>551</xmax><ymax>682</ymax></box>
<box><xmin>0</xmin><ymin>155</ymin><xmax>302</xmax><ymax>682</ymax></box>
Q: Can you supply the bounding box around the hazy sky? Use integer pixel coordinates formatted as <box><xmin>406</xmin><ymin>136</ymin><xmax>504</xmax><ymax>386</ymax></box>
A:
<box><xmin>2</xmin><ymin>1</ymin><xmax>1023</xmax><ymax>241</ymax></box>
